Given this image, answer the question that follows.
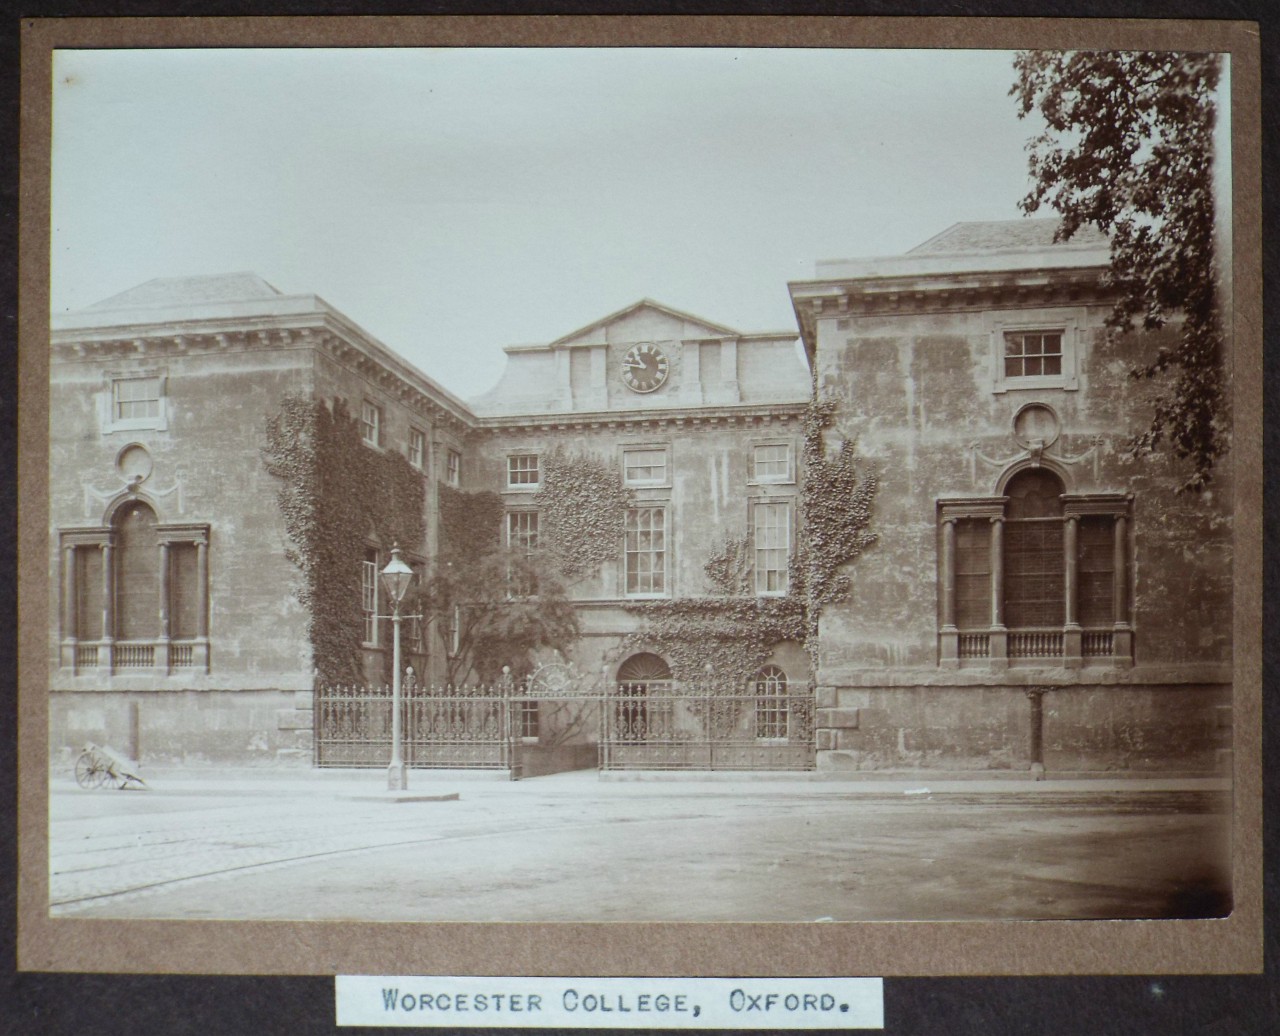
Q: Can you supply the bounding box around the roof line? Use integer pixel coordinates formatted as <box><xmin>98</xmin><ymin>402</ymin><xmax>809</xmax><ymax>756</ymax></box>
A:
<box><xmin>548</xmin><ymin>298</ymin><xmax>741</xmax><ymax>346</ymax></box>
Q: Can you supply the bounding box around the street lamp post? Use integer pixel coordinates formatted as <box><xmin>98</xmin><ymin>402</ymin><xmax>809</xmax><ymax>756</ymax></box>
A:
<box><xmin>381</xmin><ymin>544</ymin><xmax>414</xmax><ymax>791</ymax></box>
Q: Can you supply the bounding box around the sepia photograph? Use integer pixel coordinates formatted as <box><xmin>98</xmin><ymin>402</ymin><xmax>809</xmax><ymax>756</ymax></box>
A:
<box><xmin>19</xmin><ymin>18</ymin><xmax>1262</xmax><ymax>983</ymax></box>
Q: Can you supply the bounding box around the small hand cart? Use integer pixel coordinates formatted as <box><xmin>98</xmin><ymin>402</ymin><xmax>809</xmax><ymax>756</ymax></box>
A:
<box><xmin>74</xmin><ymin>742</ymin><xmax>147</xmax><ymax>790</ymax></box>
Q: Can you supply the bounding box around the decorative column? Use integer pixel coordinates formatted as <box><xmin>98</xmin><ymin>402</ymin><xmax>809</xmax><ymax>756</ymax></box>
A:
<box><xmin>194</xmin><ymin>534</ymin><xmax>210</xmax><ymax>670</ymax></box>
<box><xmin>1063</xmin><ymin>515</ymin><xmax>1083</xmax><ymax>668</ymax></box>
<box><xmin>156</xmin><ymin>540</ymin><xmax>171</xmax><ymax>670</ymax></box>
<box><xmin>1112</xmin><ymin>512</ymin><xmax>1133</xmax><ymax>664</ymax></box>
<box><xmin>61</xmin><ymin>544</ymin><xmax>77</xmax><ymax>669</ymax></box>
<box><xmin>938</xmin><ymin>517</ymin><xmax>959</xmax><ymax>667</ymax></box>
<box><xmin>100</xmin><ymin>539</ymin><xmax>115</xmax><ymax>670</ymax></box>
<box><xmin>988</xmin><ymin>517</ymin><xmax>1008</xmax><ymax>665</ymax></box>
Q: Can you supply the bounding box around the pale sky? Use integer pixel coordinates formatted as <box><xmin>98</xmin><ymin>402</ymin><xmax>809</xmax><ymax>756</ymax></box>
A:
<box><xmin>52</xmin><ymin>48</ymin><xmax>1047</xmax><ymax>399</ymax></box>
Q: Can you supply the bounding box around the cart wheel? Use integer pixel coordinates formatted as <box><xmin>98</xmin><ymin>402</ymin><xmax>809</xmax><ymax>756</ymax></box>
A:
<box><xmin>74</xmin><ymin>752</ymin><xmax>106</xmax><ymax>789</ymax></box>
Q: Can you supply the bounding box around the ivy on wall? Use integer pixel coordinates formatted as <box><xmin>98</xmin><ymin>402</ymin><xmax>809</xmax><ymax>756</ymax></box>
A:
<box><xmin>623</xmin><ymin>596</ymin><xmax>805</xmax><ymax>688</ymax></box>
<box><xmin>796</xmin><ymin>397</ymin><xmax>879</xmax><ymax>671</ymax></box>
<box><xmin>625</xmin><ymin>398</ymin><xmax>876</xmax><ymax>688</ymax></box>
<box><xmin>534</xmin><ymin>446</ymin><xmax>634</xmax><ymax>581</ymax></box>
<box><xmin>263</xmin><ymin>395</ymin><xmax>426</xmax><ymax>686</ymax></box>
<box><xmin>703</xmin><ymin>534</ymin><xmax>752</xmax><ymax>597</ymax></box>
<box><xmin>437</xmin><ymin>483</ymin><xmax>504</xmax><ymax>556</ymax></box>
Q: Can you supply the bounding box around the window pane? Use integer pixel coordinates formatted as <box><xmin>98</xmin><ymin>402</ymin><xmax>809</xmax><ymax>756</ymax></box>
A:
<box><xmin>362</xmin><ymin>552</ymin><xmax>378</xmax><ymax>644</ymax></box>
<box><xmin>1078</xmin><ymin>517</ymin><xmax>1116</xmax><ymax>626</ymax></box>
<box><xmin>361</xmin><ymin>402</ymin><xmax>380</xmax><ymax>445</ymax></box>
<box><xmin>753</xmin><ymin>444</ymin><xmax>790</xmax><ymax>481</ymax></box>
<box><xmin>954</xmin><ymin>519</ymin><xmax>992</xmax><ymax>628</ymax></box>
<box><xmin>754</xmin><ymin>665</ymin><xmax>788</xmax><ymax>738</ymax></box>
<box><xmin>508</xmin><ymin>454</ymin><xmax>539</xmax><ymax>485</ymax></box>
<box><xmin>75</xmin><ymin>546</ymin><xmax>103</xmax><ymax>640</ymax></box>
<box><xmin>1004</xmin><ymin>331</ymin><xmax>1064</xmax><ymax>380</ymax></box>
<box><xmin>753</xmin><ymin>502</ymin><xmax>790</xmax><ymax>594</ymax></box>
<box><xmin>626</xmin><ymin>507</ymin><xmax>665</xmax><ymax>594</ymax></box>
<box><xmin>115</xmin><ymin>503</ymin><xmax>160</xmax><ymax>640</ymax></box>
<box><xmin>624</xmin><ymin>449</ymin><xmax>667</xmax><ymax>484</ymax></box>
<box><xmin>169</xmin><ymin>542</ymin><xmax>199</xmax><ymax>639</ymax></box>
<box><xmin>114</xmin><ymin>377</ymin><xmax>161</xmax><ymax>421</ymax></box>
<box><xmin>1005</xmin><ymin>520</ymin><xmax>1065</xmax><ymax>627</ymax></box>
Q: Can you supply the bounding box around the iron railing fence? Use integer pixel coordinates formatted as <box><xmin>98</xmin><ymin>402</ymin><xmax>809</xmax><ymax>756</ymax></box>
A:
<box><xmin>314</xmin><ymin>681</ymin><xmax>817</xmax><ymax>773</ymax></box>
<box><xmin>599</xmin><ymin>689</ymin><xmax>815</xmax><ymax>771</ymax></box>
<box><xmin>314</xmin><ymin>683</ymin><xmax>511</xmax><ymax>769</ymax></box>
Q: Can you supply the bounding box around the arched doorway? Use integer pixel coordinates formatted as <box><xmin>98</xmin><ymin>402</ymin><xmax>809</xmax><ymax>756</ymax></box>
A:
<box><xmin>614</xmin><ymin>652</ymin><xmax>672</xmax><ymax>742</ymax></box>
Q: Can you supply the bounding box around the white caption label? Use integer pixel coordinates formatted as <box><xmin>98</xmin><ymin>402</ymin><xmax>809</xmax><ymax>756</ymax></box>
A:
<box><xmin>336</xmin><ymin>975</ymin><xmax>883</xmax><ymax>1029</ymax></box>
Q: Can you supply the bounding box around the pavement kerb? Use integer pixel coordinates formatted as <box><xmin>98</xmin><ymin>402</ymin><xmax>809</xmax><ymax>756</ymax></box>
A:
<box><xmin>49</xmin><ymin>765</ymin><xmax>1232</xmax><ymax>800</ymax></box>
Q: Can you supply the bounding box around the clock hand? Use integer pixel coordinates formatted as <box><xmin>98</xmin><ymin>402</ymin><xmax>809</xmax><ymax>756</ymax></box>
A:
<box><xmin>622</xmin><ymin>361</ymin><xmax>647</xmax><ymax>370</ymax></box>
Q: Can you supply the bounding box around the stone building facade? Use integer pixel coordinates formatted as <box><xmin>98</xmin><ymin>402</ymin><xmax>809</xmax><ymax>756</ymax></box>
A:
<box><xmin>48</xmin><ymin>219</ymin><xmax>1233</xmax><ymax>773</ymax></box>
<box><xmin>467</xmin><ymin>299</ymin><xmax>812</xmax><ymax>688</ymax></box>
<box><xmin>49</xmin><ymin>274</ymin><xmax>471</xmax><ymax>762</ymax></box>
<box><xmin>789</xmin><ymin>221</ymin><xmax>1233</xmax><ymax>773</ymax></box>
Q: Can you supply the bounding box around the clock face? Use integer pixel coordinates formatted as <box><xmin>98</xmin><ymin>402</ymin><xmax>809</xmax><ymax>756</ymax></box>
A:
<box><xmin>620</xmin><ymin>342</ymin><xmax>670</xmax><ymax>393</ymax></box>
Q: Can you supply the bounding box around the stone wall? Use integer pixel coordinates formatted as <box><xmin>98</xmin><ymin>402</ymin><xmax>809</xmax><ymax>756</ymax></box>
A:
<box><xmin>51</xmin><ymin>688</ymin><xmax>310</xmax><ymax>767</ymax></box>
<box><xmin>816</xmin><ymin>681</ymin><xmax>1231</xmax><ymax>774</ymax></box>
<box><xmin>804</xmin><ymin>279</ymin><xmax>1233</xmax><ymax>772</ymax></box>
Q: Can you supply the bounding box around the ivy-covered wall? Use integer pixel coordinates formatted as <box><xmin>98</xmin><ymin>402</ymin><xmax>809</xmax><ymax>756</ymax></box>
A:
<box><xmin>263</xmin><ymin>395</ymin><xmax>426</xmax><ymax>686</ymax></box>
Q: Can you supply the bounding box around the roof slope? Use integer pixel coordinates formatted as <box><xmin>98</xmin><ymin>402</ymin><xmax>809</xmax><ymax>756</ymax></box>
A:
<box><xmin>85</xmin><ymin>273</ymin><xmax>284</xmax><ymax>310</ymax></box>
<box><xmin>906</xmin><ymin>218</ymin><xmax>1109</xmax><ymax>255</ymax></box>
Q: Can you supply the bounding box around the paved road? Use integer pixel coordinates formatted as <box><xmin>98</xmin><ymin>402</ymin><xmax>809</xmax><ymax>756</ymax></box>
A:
<box><xmin>48</xmin><ymin>770</ymin><xmax>1232</xmax><ymax>923</ymax></box>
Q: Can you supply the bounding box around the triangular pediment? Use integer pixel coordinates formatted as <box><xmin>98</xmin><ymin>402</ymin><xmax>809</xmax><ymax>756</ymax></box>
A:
<box><xmin>551</xmin><ymin>299</ymin><xmax>740</xmax><ymax>348</ymax></box>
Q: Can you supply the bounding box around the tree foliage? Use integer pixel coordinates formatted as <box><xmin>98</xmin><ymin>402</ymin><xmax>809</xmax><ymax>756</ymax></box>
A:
<box><xmin>1011</xmin><ymin>50</ymin><xmax>1227</xmax><ymax>491</ymax></box>
<box><xmin>421</xmin><ymin>484</ymin><xmax>578</xmax><ymax>685</ymax></box>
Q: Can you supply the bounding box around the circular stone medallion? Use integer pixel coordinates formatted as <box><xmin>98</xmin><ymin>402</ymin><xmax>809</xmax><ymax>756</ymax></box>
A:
<box><xmin>1012</xmin><ymin>403</ymin><xmax>1061</xmax><ymax>451</ymax></box>
<box><xmin>115</xmin><ymin>443</ymin><xmax>153</xmax><ymax>484</ymax></box>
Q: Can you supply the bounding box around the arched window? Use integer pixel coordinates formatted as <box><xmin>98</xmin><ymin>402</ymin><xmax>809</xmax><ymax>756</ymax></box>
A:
<box><xmin>938</xmin><ymin>467</ymin><xmax>1131</xmax><ymax>666</ymax></box>
<box><xmin>615</xmin><ymin>653</ymin><xmax>672</xmax><ymax>742</ymax></box>
<box><xmin>754</xmin><ymin>665</ymin><xmax>788</xmax><ymax>739</ymax></box>
<box><xmin>115</xmin><ymin>501</ymin><xmax>160</xmax><ymax>641</ymax></box>
<box><xmin>1004</xmin><ymin>469</ymin><xmax>1065</xmax><ymax>628</ymax></box>
<box><xmin>60</xmin><ymin>501</ymin><xmax>210</xmax><ymax>673</ymax></box>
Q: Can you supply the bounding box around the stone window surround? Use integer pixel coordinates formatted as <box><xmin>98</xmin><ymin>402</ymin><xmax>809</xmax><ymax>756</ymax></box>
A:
<box><xmin>102</xmin><ymin>368</ymin><xmax>169</xmax><ymax>434</ymax></box>
<box><xmin>59</xmin><ymin>521</ymin><xmax>210</xmax><ymax>674</ymax></box>
<box><xmin>988</xmin><ymin>306</ymin><xmax>1084</xmax><ymax>394</ymax></box>
<box><xmin>937</xmin><ymin>490</ymin><xmax>1132</xmax><ymax>668</ymax></box>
